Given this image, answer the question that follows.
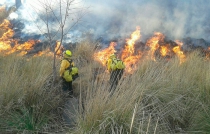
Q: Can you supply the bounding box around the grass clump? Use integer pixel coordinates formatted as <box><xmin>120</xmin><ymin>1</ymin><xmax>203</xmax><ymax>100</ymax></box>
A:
<box><xmin>1</xmin><ymin>40</ymin><xmax>210</xmax><ymax>134</ymax></box>
<box><xmin>0</xmin><ymin>54</ymin><xmax>65</xmax><ymax>133</ymax></box>
<box><xmin>72</xmin><ymin>49</ymin><xmax>210</xmax><ymax>134</ymax></box>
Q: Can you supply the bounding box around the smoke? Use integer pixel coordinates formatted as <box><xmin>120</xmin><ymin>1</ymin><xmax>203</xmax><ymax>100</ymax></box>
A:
<box><xmin>2</xmin><ymin>0</ymin><xmax>210</xmax><ymax>44</ymax></box>
<box><xmin>82</xmin><ymin>0</ymin><xmax>210</xmax><ymax>42</ymax></box>
<box><xmin>0</xmin><ymin>0</ymin><xmax>14</xmax><ymax>7</ymax></box>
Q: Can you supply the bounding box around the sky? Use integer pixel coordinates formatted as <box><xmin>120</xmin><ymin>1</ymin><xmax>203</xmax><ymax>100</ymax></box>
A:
<box><xmin>1</xmin><ymin>0</ymin><xmax>210</xmax><ymax>43</ymax></box>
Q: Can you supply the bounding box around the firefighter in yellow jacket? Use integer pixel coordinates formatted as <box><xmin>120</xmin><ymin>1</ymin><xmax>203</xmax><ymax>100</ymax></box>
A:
<box><xmin>60</xmin><ymin>50</ymin><xmax>79</xmax><ymax>96</ymax></box>
<box><xmin>107</xmin><ymin>54</ymin><xmax>125</xmax><ymax>91</ymax></box>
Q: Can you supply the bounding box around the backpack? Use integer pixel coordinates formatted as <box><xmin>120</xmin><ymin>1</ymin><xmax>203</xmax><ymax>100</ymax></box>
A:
<box><xmin>62</xmin><ymin>59</ymin><xmax>79</xmax><ymax>82</ymax></box>
<box><xmin>110</xmin><ymin>58</ymin><xmax>125</xmax><ymax>70</ymax></box>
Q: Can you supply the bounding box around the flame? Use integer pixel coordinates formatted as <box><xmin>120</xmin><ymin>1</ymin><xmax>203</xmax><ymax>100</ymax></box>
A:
<box><xmin>0</xmin><ymin>17</ymin><xmax>202</xmax><ymax>75</ymax></box>
<box><xmin>146</xmin><ymin>32</ymin><xmax>165</xmax><ymax>61</ymax></box>
<box><xmin>33</xmin><ymin>48</ymin><xmax>52</xmax><ymax>57</ymax></box>
<box><xmin>206</xmin><ymin>47</ymin><xmax>210</xmax><ymax>59</ymax></box>
<box><xmin>160</xmin><ymin>46</ymin><xmax>168</xmax><ymax>57</ymax></box>
<box><xmin>94</xmin><ymin>27</ymin><xmax>142</xmax><ymax>73</ymax></box>
<box><xmin>0</xmin><ymin>19</ymin><xmax>62</xmax><ymax>57</ymax></box>
<box><xmin>94</xmin><ymin>42</ymin><xmax>117</xmax><ymax>66</ymax></box>
<box><xmin>0</xmin><ymin>19</ymin><xmax>14</xmax><ymax>52</ymax></box>
<box><xmin>173</xmin><ymin>40</ymin><xmax>186</xmax><ymax>63</ymax></box>
<box><xmin>33</xmin><ymin>42</ymin><xmax>63</xmax><ymax>57</ymax></box>
<box><xmin>55</xmin><ymin>41</ymin><xmax>63</xmax><ymax>55</ymax></box>
<box><xmin>121</xmin><ymin>26</ymin><xmax>141</xmax><ymax>60</ymax></box>
<box><xmin>123</xmin><ymin>51</ymin><xmax>142</xmax><ymax>73</ymax></box>
<box><xmin>121</xmin><ymin>26</ymin><xmax>142</xmax><ymax>73</ymax></box>
<box><xmin>93</xmin><ymin>29</ymin><xmax>189</xmax><ymax>74</ymax></box>
<box><xmin>5</xmin><ymin>40</ymin><xmax>37</xmax><ymax>55</ymax></box>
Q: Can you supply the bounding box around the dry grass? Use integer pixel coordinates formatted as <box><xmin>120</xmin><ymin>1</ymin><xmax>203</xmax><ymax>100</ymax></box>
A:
<box><xmin>0</xmin><ymin>53</ymin><xmax>65</xmax><ymax>133</ymax></box>
<box><xmin>71</xmin><ymin>48</ymin><xmax>210</xmax><ymax>134</ymax></box>
<box><xmin>1</xmin><ymin>39</ymin><xmax>210</xmax><ymax>133</ymax></box>
<box><xmin>0</xmin><ymin>5</ymin><xmax>209</xmax><ymax>132</ymax></box>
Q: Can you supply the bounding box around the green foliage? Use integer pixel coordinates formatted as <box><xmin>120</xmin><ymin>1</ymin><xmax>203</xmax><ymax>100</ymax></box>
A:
<box><xmin>3</xmin><ymin>107</ymin><xmax>48</xmax><ymax>132</ymax></box>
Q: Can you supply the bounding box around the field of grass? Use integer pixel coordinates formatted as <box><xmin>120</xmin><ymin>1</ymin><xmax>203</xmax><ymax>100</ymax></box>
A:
<box><xmin>1</xmin><ymin>41</ymin><xmax>210</xmax><ymax>134</ymax></box>
<box><xmin>1</xmin><ymin>6</ymin><xmax>210</xmax><ymax>134</ymax></box>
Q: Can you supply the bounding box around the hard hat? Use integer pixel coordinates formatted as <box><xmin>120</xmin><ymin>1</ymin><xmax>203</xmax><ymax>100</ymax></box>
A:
<box><xmin>64</xmin><ymin>50</ymin><xmax>72</xmax><ymax>57</ymax></box>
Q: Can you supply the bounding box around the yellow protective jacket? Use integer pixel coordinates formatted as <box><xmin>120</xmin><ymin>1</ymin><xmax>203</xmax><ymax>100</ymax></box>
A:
<box><xmin>107</xmin><ymin>58</ymin><xmax>125</xmax><ymax>72</ymax></box>
<box><xmin>59</xmin><ymin>58</ymin><xmax>74</xmax><ymax>77</ymax></box>
<box><xmin>107</xmin><ymin>58</ymin><xmax>113</xmax><ymax>72</ymax></box>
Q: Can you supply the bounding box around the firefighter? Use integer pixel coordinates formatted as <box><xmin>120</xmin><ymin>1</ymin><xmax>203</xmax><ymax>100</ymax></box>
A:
<box><xmin>59</xmin><ymin>50</ymin><xmax>79</xmax><ymax>97</ymax></box>
<box><xmin>106</xmin><ymin>54</ymin><xmax>125</xmax><ymax>92</ymax></box>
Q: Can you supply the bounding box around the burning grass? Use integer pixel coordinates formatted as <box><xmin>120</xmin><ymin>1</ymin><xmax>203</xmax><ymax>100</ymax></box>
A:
<box><xmin>73</xmin><ymin>48</ymin><xmax>210</xmax><ymax>133</ymax></box>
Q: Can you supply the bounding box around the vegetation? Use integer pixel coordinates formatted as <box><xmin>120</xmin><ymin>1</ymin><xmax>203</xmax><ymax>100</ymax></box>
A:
<box><xmin>1</xmin><ymin>43</ymin><xmax>210</xmax><ymax>134</ymax></box>
<box><xmin>1</xmin><ymin>4</ymin><xmax>210</xmax><ymax>134</ymax></box>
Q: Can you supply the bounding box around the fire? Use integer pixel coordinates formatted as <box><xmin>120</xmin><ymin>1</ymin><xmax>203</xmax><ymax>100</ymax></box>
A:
<box><xmin>94</xmin><ymin>27</ymin><xmax>142</xmax><ymax>73</ymax></box>
<box><xmin>0</xmin><ymin>19</ymin><xmax>11</xmax><ymax>29</ymax></box>
<box><xmin>123</xmin><ymin>52</ymin><xmax>142</xmax><ymax>73</ymax></box>
<box><xmin>33</xmin><ymin>42</ymin><xmax>63</xmax><ymax>57</ymax></box>
<box><xmin>5</xmin><ymin>40</ymin><xmax>37</xmax><ymax>55</ymax></box>
<box><xmin>0</xmin><ymin>19</ymin><xmax>62</xmax><ymax>57</ymax></box>
<box><xmin>93</xmin><ymin>28</ymin><xmax>189</xmax><ymax>74</ymax></box>
<box><xmin>0</xmin><ymin>16</ymin><xmax>206</xmax><ymax>75</ymax></box>
<box><xmin>94</xmin><ymin>42</ymin><xmax>117</xmax><ymax>66</ymax></box>
<box><xmin>160</xmin><ymin>46</ymin><xmax>168</xmax><ymax>57</ymax></box>
<box><xmin>122</xmin><ymin>26</ymin><xmax>141</xmax><ymax>58</ymax></box>
<box><xmin>206</xmin><ymin>47</ymin><xmax>210</xmax><ymax>59</ymax></box>
<box><xmin>173</xmin><ymin>40</ymin><xmax>186</xmax><ymax>63</ymax></box>
<box><xmin>146</xmin><ymin>32</ymin><xmax>165</xmax><ymax>61</ymax></box>
<box><xmin>121</xmin><ymin>26</ymin><xmax>141</xmax><ymax>60</ymax></box>
<box><xmin>55</xmin><ymin>41</ymin><xmax>63</xmax><ymax>55</ymax></box>
<box><xmin>33</xmin><ymin>48</ymin><xmax>52</xmax><ymax>57</ymax></box>
<box><xmin>121</xmin><ymin>26</ymin><xmax>142</xmax><ymax>73</ymax></box>
<box><xmin>0</xmin><ymin>19</ymin><xmax>14</xmax><ymax>52</ymax></box>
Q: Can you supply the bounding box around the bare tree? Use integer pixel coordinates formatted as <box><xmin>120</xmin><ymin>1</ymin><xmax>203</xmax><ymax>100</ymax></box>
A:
<box><xmin>29</xmin><ymin>0</ymin><xmax>87</xmax><ymax>84</ymax></box>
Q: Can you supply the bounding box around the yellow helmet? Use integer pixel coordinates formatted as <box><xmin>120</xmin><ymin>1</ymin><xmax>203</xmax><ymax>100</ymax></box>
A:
<box><xmin>63</xmin><ymin>50</ymin><xmax>72</xmax><ymax>58</ymax></box>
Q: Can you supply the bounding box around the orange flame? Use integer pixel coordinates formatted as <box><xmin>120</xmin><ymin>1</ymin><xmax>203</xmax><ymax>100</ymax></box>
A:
<box><xmin>33</xmin><ymin>48</ymin><xmax>52</xmax><ymax>57</ymax></box>
<box><xmin>0</xmin><ymin>19</ymin><xmax>14</xmax><ymax>52</ymax></box>
<box><xmin>160</xmin><ymin>46</ymin><xmax>168</xmax><ymax>57</ymax></box>
<box><xmin>33</xmin><ymin>42</ymin><xmax>63</xmax><ymax>57</ymax></box>
<box><xmin>121</xmin><ymin>26</ymin><xmax>142</xmax><ymax>73</ymax></box>
<box><xmin>0</xmin><ymin>18</ymin><xmax>192</xmax><ymax>74</ymax></box>
<box><xmin>121</xmin><ymin>26</ymin><xmax>141</xmax><ymax>60</ymax></box>
<box><xmin>173</xmin><ymin>40</ymin><xmax>186</xmax><ymax>63</ymax></box>
<box><xmin>0</xmin><ymin>19</ymin><xmax>62</xmax><ymax>57</ymax></box>
<box><xmin>5</xmin><ymin>40</ymin><xmax>37</xmax><ymax>55</ymax></box>
<box><xmin>55</xmin><ymin>41</ymin><xmax>63</xmax><ymax>55</ymax></box>
<box><xmin>146</xmin><ymin>32</ymin><xmax>165</xmax><ymax>61</ymax></box>
<box><xmin>94</xmin><ymin>42</ymin><xmax>117</xmax><ymax>66</ymax></box>
<box><xmin>94</xmin><ymin>27</ymin><xmax>142</xmax><ymax>74</ymax></box>
<box><xmin>206</xmin><ymin>47</ymin><xmax>210</xmax><ymax>59</ymax></box>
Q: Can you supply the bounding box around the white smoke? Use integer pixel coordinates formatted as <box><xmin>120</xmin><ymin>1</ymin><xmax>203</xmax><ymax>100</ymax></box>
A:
<box><xmin>8</xmin><ymin>12</ymin><xmax>18</xmax><ymax>19</ymax></box>
<box><xmin>82</xmin><ymin>0</ymin><xmax>210</xmax><ymax>42</ymax></box>
<box><xmin>0</xmin><ymin>0</ymin><xmax>14</xmax><ymax>7</ymax></box>
<box><xmin>2</xmin><ymin>0</ymin><xmax>210</xmax><ymax>42</ymax></box>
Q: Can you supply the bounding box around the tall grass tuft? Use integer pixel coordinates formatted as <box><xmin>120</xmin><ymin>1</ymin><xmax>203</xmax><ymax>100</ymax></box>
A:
<box><xmin>1</xmin><ymin>40</ymin><xmax>210</xmax><ymax>133</ymax></box>
<box><xmin>0</xmin><ymin>53</ymin><xmax>65</xmax><ymax>133</ymax></box>
<box><xmin>71</xmin><ymin>47</ymin><xmax>210</xmax><ymax>133</ymax></box>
